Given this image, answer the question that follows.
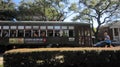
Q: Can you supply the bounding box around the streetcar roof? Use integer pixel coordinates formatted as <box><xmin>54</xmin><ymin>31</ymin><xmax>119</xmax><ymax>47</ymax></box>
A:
<box><xmin>0</xmin><ymin>21</ymin><xmax>90</xmax><ymax>25</ymax></box>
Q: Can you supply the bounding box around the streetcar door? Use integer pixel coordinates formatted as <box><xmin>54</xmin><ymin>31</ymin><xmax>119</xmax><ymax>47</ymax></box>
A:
<box><xmin>78</xmin><ymin>26</ymin><xmax>91</xmax><ymax>47</ymax></box>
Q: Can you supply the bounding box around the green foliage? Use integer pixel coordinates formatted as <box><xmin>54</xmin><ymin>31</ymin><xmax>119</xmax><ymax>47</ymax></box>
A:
<box><xmin>0</xmin><ymin>65</ymin><xmax>3</xmax><ymax>67</ymax></box>
<box><xmin>16</xmin><ymin>0</ymin><xmax>72</xmax><ymax>21</ymax></box>
<box><xmin>0</xmin><ymin>0</ymin><xmax>15</xmax><ymax>10</ymax></box>
<box><xmin>0</xmin><ymin>0</ymin><xmax>16</xmax><ymax>20</ymax></box>
<box><xmin>4</xmin><ymin>48</ymin><xmax>120</xmax><ymax>67</ymax></box>
<box><xmin>0</xmin><ymin>0</ymin><xmax>78</xmax><ymax>21</ymax></box>
<box><xmin>72</xmin><ymin>0</ymin><xmax>120</xmax><ymax>40</ymax></box>
<box><xmin>69</xmin><ymin>3</ymin><xmax>78</xmax><ymax>12</ymax></box>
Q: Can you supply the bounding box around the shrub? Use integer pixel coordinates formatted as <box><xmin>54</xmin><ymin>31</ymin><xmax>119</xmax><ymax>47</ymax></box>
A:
<box><xmin>3</xmin><ymin>47</ymin><xmax>120</xmax><ymax>67</ymax></box>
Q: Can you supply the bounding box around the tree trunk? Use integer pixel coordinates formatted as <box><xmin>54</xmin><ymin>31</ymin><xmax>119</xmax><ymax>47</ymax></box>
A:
<box><xmin>94</xmin><ymin>24</ymin><xmax>101</xmax><ymax>43</ymax></box>
<box><xmin>94</xmin><ymin>32</ymin><xmax>99</xmax><ymax>43</ymax></box>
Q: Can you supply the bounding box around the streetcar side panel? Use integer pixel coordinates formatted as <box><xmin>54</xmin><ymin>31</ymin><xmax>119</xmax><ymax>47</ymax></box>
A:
<box><xmin>0</xmin><ymin>21</ymin><xmax>92</xmax><ymax>49</ymax></box>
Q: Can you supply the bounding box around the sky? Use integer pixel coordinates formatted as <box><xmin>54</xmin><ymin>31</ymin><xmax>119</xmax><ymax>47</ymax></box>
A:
<box><xmin>12</xmin><ymin>0</ymin><xmax>78</xmax><ymax>22</ymax></box>
<box><xmin>13</xmin><ymin>0</ymin><xmax>20</xmax><ymax>5</ymax></box>
<box><xmin>12</xmin><ymin>0</ymin><xmax>98</xmax><ymax>27</ymax></box>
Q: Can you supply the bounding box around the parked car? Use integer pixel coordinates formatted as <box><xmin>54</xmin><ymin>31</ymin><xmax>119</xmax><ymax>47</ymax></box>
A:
<box><xmin>111</xmin><ymin>40</ymin><xmax>120</xmax><ymax>47</ymax></box>
<box><xmin>93</xmin><ymin>40</ymin><xmax>120</xmax><ymax>47</ymax></box>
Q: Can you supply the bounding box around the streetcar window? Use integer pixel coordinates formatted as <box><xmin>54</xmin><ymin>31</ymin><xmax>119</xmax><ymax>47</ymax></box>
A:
<box><xmin>25</xmin><ymin>30</ymin><xmax>31</xmax><ymax>37</ymax></box>
<box><xmin>10</xmin><ymin>26</ymin><xmax>16</xmax><ymax>29</ymax></box>
<box><xmin>85</xmin><ymin>30</ymin><xmax>90</xmax><ymax>36</ymax></box>
<box><xmin>47</xmin><ymin>26</ymin><xmax>53</xmax><ymax>37</ymax></box>
<box><xmin>25</xmin><ymin>26</ymin><xmax>32</xmax><ymax>37</ymax></box>
<box><xmin>114</xmin><ymin>28</ymin><xmax>118</xmax><ymax>36</ymax></box>
<box><xmin>40</xmin><ymin>30</ymin><xmax>46</xmax><ymax>37</ymax></box>
<box><xmin>3</xmin><ymin>26</ymin><xmax>9</xmax><ymax>29</ymax></box>
<box><xmin>62</xmin><ymin>26</ymin><xmax>67</xmax><ymax>29</ymax></box>
<box><xmin>55</xmin><ymin>30</ymin><xmax>60</xmax><ymax>37</ymax></box>
<box><xmin>62</xmin><ymin>30</ymin><xmax>69</xmax><ymax>37</ymax></box>
<box><xmin>68</xmin><ymin>26</ymin><xmax>74</xmax><ymax>37</ymax></box>
<box><xmin>47</xmin><ymin>30</ymin><xmax>53</xmax><ymax>37</ymax></box>
<box><xmin>60</xmin><ymin>30</ymin><xmax>63</xmax><ymax>37</ymax></box>
<box><xmin>18</xmin><ymin>30</ymin><xmax>24</xmax><ymax>37</ymax></box>
<box><xmin>33</xmin><ymin>26</ymin><xmax>39</xmax><ymax>29</ymax></box>
<box><xmin>40</xmin><ymin>26</ymin><xmax>46</xmax><ymax>30</ymax></box>
<box><xmin>54</xmin><ymin>26</ymin><xmax>60</xmax><ymax>30</ymax></box>
<box><xmin>10</xmin><ymin>26</ymin><xmax>17</xmax><ymax>37</ymax></box>
<box><xmin>69</xmin><ymin>30</ymin><xmax>74</xmax><ymax>37</ymax></box>
<box><xmin>40</xmin><ymin>26</ymin><xmax>46</xmax><ymax>37</ymax></box>
<box><xmin>48</xmin><ymin>26</ymin><xmax>53</xmax><ymax>29</ymax></box>
<box><xmin>0</xmin><ymin>26</ymin><xmax>1</xmax><ymax>37</ymax></box>
<box><xmin>61</xmin><ymin>26</ymin><xmax>69</xmax><ymax>37</ymax></box>
<box><xmin>18</xmin><ymin>26</ymin><xmax>24</xmax><ymax>29</ymax></box>
<box><xmin>10</xmin><ymin>30</ymin><xmax>16</xmax><ymax>37</ymax></box>
<box><xmin>69</xmin><ymin>26</ymin><xmax>74</xmax><ymax>29</ymax></box>
<box><xmin>33</xmin><ymin>30</ymin><xmax>39</xmax><ymax>37</ymax></box>
<box><xmin>2</xmin><ymin>30</ymin><xmax>9</xmax><ymax>37</ymax></box>
<box><xmin>25</xmin><ymin>26</ymin><xmax>32</xmax><ymax>29</ymax></box>
<box><xmin>0</xmin><ymin>30</ymin><xmax>1</xmax><ymax>37</ymax></box>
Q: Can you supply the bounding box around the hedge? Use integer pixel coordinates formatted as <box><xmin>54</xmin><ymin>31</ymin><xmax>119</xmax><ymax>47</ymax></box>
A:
<box><xmin>3</xmin><ymin>47</ymin><xmax>120</xmax><ymax>67</ymax></box>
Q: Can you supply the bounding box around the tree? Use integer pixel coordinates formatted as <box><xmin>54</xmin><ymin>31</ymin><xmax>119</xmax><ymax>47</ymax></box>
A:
<box><xmin>0</xmin><ymin>0</ymin><xmax>78</xmax><ymax>21</ymax></box>
<box><xmin>0</xmin><ymin>0</ymin><xmax>15</xmax><ymax>20</ymax></box>
<box><xmin>16</xmin><ymin>0</ymin><xmax>77</xmax><ymax>21</ymax></box>
<box><xmin>47</xmin><ymin>0</ymin><xmax>78</xmax><ymax>21</ymax></box>
<box><xmin>72</xmin><ymin>0</ymin><xmax>120</xmax><ymax>42</ymax></box>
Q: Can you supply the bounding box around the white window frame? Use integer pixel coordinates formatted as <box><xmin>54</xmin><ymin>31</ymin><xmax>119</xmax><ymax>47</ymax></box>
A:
<box><xmin>3</xmin><ymin>26</ymin><xmax>9</xmax><ymax>29</ymax></box>
<box><xmin>62</xmin><ymin>26</ymin><xmax>67</xmax><ymax>29</ymax></box>
<box><xmin>48</xmin><ymin>26</ymin><xmax>53</xmax><ymax>29</ymax></box>
<box><xmin>25</xmin><ymin>26</ymin><xmax>32</xmax><ymax>29</ymax></box>
<box><xmin>18</xmin><ymin>26</ymin><xmax>24</xmax><ymax>29</ymax></box>
<box><xmin>10</xmin><ymin>26</ymin><xmax>17</xmax><ymax>29</ymax></box>
<box><xmin>40</xmin><ymin>26</ymin><xmax>46</xmax><ymax>30</ymax></box>
<box><xmin>54</xmin><ymin>26</ymin><xmax>60</xmax><ymax>30</ymax></box>
<box><xmin>33</xmin><ymin>26</ymin><xmax>39</xmax><ymax>29</ymax></box>
<box><xmin>69</xmin><ymin>26</ymin><xmax>74</xmax><ymax>29</ymax></box>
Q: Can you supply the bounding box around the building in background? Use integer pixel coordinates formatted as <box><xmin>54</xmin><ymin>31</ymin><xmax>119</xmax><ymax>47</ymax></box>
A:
<box><xmin>98</xmin><ymin>21</ymin><xmax>120</xmax><ymax>41</ymax></box>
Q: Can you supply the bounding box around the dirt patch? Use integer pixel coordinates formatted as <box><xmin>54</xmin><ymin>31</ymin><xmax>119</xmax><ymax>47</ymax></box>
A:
<box><xmin>5</xmin><ymin>47</ymin><xmax>120</xmax><ymax>53</ymax></box>
<box><xmin>0</xmin><ymin>54</ymin><xmax>3</xmax><ymax>65</ymax></box>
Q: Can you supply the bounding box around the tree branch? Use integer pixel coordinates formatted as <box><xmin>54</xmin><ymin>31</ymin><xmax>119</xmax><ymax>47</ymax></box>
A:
<box><xmin>88</xmin><ymin>14</ymin><xmax>97</xmax><ymax>19</ymax></box>
<box><xmin>101</xmin><ymin>2</ymin><xmax>119</xmax><ymax>15</ymax></box>
<box><xmin>100</xmin><ymin>0</ymin><xmax>111</xmax><ymax>13</ymax></box>
<box><xmin>101</xmin><ymin>13</ymin><xmax>113</xmax><ymax>24</ymax></box>
<box><xmin>62</xmin><ymin>12</ymin><xmax>75</xmax><ymax>20</ymax></box>
<box><xmin>90</xmin><ymin>17</ymin><xmax>96</xmax><ymax>34</ymax></box>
